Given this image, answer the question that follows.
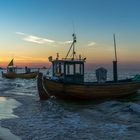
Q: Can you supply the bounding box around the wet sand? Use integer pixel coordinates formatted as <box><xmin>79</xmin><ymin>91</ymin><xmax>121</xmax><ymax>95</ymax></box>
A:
<box><xmin>0</xmin><ymin>97</ymin><xmax>21</xmax><ymax>140</ymax></box>
<box><xmin>0</xmin><ymin>127</ymin><xmax>21</xmax><ymax>140</ymax></box>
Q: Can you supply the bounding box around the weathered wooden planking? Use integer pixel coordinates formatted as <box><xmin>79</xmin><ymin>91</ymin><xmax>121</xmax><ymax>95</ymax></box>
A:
<box><xmin>43</xmin><ymin>79</ymin><xmax>140</xmax><ymax>100</ymax></box>
<box><xmin>2</xmin><ymin>72</ymin><xmax>38</xmax><ymax>79</ymax></box>
<box><xmin>37</xmin><ymin>72</ymin><xmax>140</xmax><ymax>100</ymax></box>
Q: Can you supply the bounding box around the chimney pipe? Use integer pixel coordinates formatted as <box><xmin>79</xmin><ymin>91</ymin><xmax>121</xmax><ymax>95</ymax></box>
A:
<box><xmin>113</xmin><ymin>61</ymin><xmax>118</xmax><ymax>82</ymax></box>
<box><xmin>113</xmin><ymin>34</ymin><xmax>118</xmax><ymax>82</ymax></box>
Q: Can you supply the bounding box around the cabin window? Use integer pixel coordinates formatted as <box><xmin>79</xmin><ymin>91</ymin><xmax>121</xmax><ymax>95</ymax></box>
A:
<box><xmin>80</xmin><ymin>64</ymin><xmax>84</xmax><ymax>75</ymax></box>
<box><xmin>75</xmin><ymin>64</ymin><xmax>81</xmax><ymax>74</ymax></box>
<box><xmin>66</xmin><ymin>64</ymin><xmax>74</xmax><ymax>75</ymax></box>
<box><xmin>61</xmin><ymin>64</ymin><xmax>64</xmax><ymax>74</ymax></box>
<box><xmin>58</xmin><ymin>63</ymin><xmax>61</xmax><ymax>73</ymax></box>
<box><xmin>55</xmin><ymin>64</ymin><xmax>59</xmax><ymax>73</ymax></box>
<box><xmin>75</xmin><ymin>64</ymin><xmax>84</xmax><ymax>75</ymax></box>
<box><xmin>54</xmin><ymin>63</ymin><xmax>63</xmax><ymax>76</ymax></box>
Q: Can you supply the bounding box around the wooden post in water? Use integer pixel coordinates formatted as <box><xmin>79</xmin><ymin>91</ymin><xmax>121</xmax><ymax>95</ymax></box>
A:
<box><xmin>113</xmin><ymin>34</ymin><xmax>118</xmax><ymax>82</ymax></box>
<box><xmin>37</xmin><ymin>73</ymin><xmax>49</xmax><ymax>100</ymax></box>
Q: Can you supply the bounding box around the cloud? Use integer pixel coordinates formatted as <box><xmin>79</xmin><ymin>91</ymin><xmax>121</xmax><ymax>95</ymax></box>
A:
<box><xmin>88</xmin><ymin>42</ymin><xmax>96</xmax><ymax>47</ymax></box>
<box><xmin>64</xmin><ymin>40</ymin><xmax>72</xmax><ymax>44</ymax></box>
<box><xmin>64</xmin><ymin>40</ymin><xmax>73</xmax><ymax>44</ymax></box>
<box><xmin>23</xmin><ymin>35</ymin><xmax>55</xmax><ymax>44</ymax></box>
<box><xmin>16</xmin><ymin>31</ymin><xmax>73</xmax><ymax>45</ymax></box>
<box><xmin>58</xmin><ymin>40</ymin><xmax>73</xmax><ymax>45</ymax></box>
<box><xmin>16</xmin><ymin>32</ymin><xmax>25</xmax><ymax>35</ymax></box>
<box><xmin>16</xmin><ymin>32</ymin><xmax>55</xmax><ymax>44</ymax></box>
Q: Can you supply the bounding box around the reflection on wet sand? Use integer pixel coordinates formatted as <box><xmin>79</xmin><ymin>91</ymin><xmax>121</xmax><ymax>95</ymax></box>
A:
<box><xmin>0</xmin><ymin>97</ymin><xmax>21</xmax><ymax>140</ymax></box>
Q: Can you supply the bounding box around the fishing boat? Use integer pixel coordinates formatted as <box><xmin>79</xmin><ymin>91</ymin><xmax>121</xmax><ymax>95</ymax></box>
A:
<box><xmin>37</xmin><ymin>34</ymin><xmax>140</xmax><ymax>100</ymax></box>
<box><xmin>2</xmin><ymin>59</ymin><xmax>38</xmax><ymax>79</ymax></box>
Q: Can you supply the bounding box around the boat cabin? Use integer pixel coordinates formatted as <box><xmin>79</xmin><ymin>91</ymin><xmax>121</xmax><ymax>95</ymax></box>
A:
<box><xmin>48</xmin><ymin>33</ymin><xmax>86</xmax><ymax>83</ymax></box>
<box><xmin>6</xmin><ymin>59</ymin><xmax>16</xmax><ymax>73</ymax></box>
<box><xmin>7</xmin><ymin>67</ymin><xmax>16</xmax><ymax>73</ymax></box>
<box><xmin>52</xmin><ymin>59</ymin><xmax>85</xmax><ymax>83</ymax></box>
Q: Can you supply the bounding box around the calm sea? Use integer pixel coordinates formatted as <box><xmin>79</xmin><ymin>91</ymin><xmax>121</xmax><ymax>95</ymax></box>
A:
<box><xmin>0</xmin><ymin>68</ymin><xmax>140</xmax><ymax>140</ymax></box>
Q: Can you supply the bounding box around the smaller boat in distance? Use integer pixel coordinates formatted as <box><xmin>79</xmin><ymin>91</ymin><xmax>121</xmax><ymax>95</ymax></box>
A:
<box><xmin>37</xmin><ymin>34</ymin><xmax>140</xmax><ymax>100</ymax></box>
<box><xmin>2</xmin><ymin>59</ymin><xmax>38</xmax><ymax>79</ymax></box>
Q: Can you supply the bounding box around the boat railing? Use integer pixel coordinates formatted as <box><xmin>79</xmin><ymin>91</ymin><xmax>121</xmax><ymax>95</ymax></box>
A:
<box><xmin>61</xmin><ymin>58</ymin><xmax>85</xmax><ymax>61</ymax></box>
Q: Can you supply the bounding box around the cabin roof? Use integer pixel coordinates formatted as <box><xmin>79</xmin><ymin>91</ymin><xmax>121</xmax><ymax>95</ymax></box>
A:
<box><xmin>52</xmin><ymin>59</ymin><xmax>85</xmax><ymax>64</ymax></box>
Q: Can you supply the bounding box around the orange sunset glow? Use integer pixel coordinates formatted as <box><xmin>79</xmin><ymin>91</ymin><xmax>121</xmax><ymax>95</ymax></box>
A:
<box><xmin>0</xmin><ymin>0</ymin><xmax>140</xmax><ymax>70</ymax></box>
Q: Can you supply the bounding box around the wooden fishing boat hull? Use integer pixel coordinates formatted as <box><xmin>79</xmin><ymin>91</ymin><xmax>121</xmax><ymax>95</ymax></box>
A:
<box><xmin>2</xmin><ymin>72</ymin><xmax>38</xmax><ymax>79</ymax></box>
<box><xmin>37</xmin><ymin>73</ymin><xmax>140</xmax><ymax>100</ymax></box>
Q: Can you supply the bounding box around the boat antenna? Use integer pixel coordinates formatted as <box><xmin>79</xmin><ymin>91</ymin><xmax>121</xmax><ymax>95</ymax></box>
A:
<box><xmin>113</xmin><ymin>34</ymin><xmax>117</xmax><ymax>61</ymax></box>
<box><xmin>72</xmin><ymin>20</ymin><xmax>75</xmax><ymax>34</ymax></box>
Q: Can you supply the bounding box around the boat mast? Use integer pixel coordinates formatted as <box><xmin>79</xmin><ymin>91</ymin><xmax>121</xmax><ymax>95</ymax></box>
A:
<box><xmin>113</xmin><ymin>34</ymin><xmax>117</xmax><ymax>61</ymax></box>
<box><xmin>65</xmin><ymin>33</ymin><xmax>77</xmax><ymax>59</ymax></box>
<box><xmin>72</xmin><ymin>33</ymin><xmax>76</xmax><ymax>59</ymax></box>
<box><xmin>113</xmin><ymin>34</ymin><xmax>118</xmax><ymax>82</ymax></box>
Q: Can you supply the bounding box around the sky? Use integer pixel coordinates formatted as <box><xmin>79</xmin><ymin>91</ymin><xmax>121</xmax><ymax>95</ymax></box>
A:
<box><xmin>0</xmin><ymin>0</ymin><xmax>140</xmax><ymax>68</ymax></box>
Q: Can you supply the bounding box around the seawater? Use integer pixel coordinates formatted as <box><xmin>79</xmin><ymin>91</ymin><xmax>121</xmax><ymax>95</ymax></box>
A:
<box><xmin>0</xmin><ymin>68</ymin><xmax>140</xmax><ymax>140</ymax></box>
